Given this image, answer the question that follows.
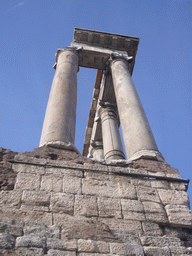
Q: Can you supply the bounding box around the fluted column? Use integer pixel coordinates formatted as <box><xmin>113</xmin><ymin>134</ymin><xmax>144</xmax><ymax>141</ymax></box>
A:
<box><xmin>39</xmin><ymin>47</ymin><xmax>79</xmax><ymax>151</ymax></box>
<box><xmin>99</xmin><ymin>103</ymin><xmax>125</xmax><ymax>160</ymax></box>
<box><xmin>110</xmin><ymin>55</ymin><xmax>164</xmax><ymax>161</ymax></box>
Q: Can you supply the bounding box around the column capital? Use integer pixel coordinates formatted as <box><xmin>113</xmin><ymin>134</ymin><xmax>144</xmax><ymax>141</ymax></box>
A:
<box><xmin>98</xmin><ymin>101</ymin><xmax>119</xmax><ymax>122</ymax></box>
<box><xmin>53</xmin><ymin>47</ymin><xmax>80</xmax><ymax>69</ymax></box>
<box><xmin>106</xmin><ymin>51</ymin><xmax>133</xmax><ymax>67</ymax></box>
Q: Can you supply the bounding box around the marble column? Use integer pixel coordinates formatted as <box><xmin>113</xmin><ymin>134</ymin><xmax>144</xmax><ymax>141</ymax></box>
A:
<box><xmin>99</xmin><ymin>103</ymin><xmax>125</xmax><ymax>160</ymax></box>
<box><xmin>110</xmin><ymin>56</ymin><xmax>164</xmax><ymax>161</ymax></box>
<box><xmin>39</xmin><ymin>47</ymin><xmax>79</xmax><ymax>152</ymax></box>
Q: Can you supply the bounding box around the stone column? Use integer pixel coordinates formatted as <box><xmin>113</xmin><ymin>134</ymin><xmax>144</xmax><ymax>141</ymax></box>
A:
<box><xmin>39</xmin><ymin>47</ymin><xmax>79</xmax><ymax>152</ymax></box>
<box><xmin>110</xmin><ymin>56</ymin><xmax>164</xmax><ymax>161</ymax></box>
<box><xmin>88</xmin><ymin>140</ymin><xmax>104</xmax><ymax>161</ymax></box>
<box><xmin>99</xmin><ymin>103</ymin><xmax>125</xmax><ymax>160</ymax></box>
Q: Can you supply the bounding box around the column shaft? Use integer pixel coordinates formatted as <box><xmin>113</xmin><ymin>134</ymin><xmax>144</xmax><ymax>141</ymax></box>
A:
<box><xmin>110</xmin><ymin>58</ymin><xmax>163</xmax><ymax>161</ymax></box>
<box><xmin>39</xmin><ymin>47</ymin><xmax>79</xmax><ymax>150</ymax></box>
<box><xmin>100</xmin><ymin>104</ymin><xmax>125</xmax><ymax>160</ymax></box>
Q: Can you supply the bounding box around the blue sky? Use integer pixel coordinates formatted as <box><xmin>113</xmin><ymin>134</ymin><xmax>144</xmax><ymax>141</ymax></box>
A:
<box><xmin>0</xmin><ymin>0</ymin><xmax>192</xmax><ymax>202</ymax></box>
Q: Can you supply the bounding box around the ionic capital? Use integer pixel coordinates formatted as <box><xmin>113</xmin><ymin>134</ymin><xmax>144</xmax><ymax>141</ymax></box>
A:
<box><xmin>53</xmin><ymin>47</ymin><xmax>80</xmax><ymax>70</ymax></box>
<box><xmin>106</xmin><ymin>51</ymin><xmax>133</xmax><ymax>68</ymax></box>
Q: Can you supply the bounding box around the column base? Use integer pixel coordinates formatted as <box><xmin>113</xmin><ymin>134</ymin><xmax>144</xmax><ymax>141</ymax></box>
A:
<box><xmin>129</xmin><ymin>149</ymin><xmax>164</xmax><ymax>161</ymax></box>
<box><xmin>39</xmin><ymin>141</ymin><xmax>80</xmax><ymax>155</ymax></box>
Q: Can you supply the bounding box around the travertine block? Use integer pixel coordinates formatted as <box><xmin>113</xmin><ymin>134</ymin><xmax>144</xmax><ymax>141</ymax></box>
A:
<box><xmin>15</xmin><ymin>172</ymin><xmax>41</xmax><ymax>190</ymax></box>
<box><xmin>169</xmin><ymin>181</ymin><xmax>188</xmax><ymax>191</ymax></box>
<box><xmin>165</xmin><ymin>204</ymin><xmax>192</xmax><ymax>228</ymax></box>
<box><xmin>46</xmin><ymin>166</ymin><xmax>83</xmax><ymax>178</ymax></box>
<box><xmin>23</xmin><ymin>211</ymin><xmax>52</xmax><ymax>226</ymax></box>
<box><xmin>131</xmin><ymin>177</ymin><xmax>151</xmax><ymax>187</ymax></box>
<box><xmin>121</xmin><ymin>199</ymin><xmax>145</xmax><ymax>221</ymax></box>
<box><xmin>74</xmin><ymin>195</ymin><xmax>98</xmax><ymax>217</ymax></box>
<box><xmin>16</xmin><ymin>235</ymin><xmax>46</xmax><ymax>248</ymax></box>
<box><xmin>140</xmin><ymin>235</ymin><xmax>183</xmax><ymax>247</ymax></box>
<box><xmin>137</xmin><ymin>186</ymin><xmax>161</xmax><ymax>203</ymax></box>
<box><xmin>109</xmin><ymin>173</ymin><xmax>131</xmax><ymax>184</ymax></box>
<box><xmin>47</xmin><ymin>250</ymin><xmax>76</xmax><ymax>256</ymax></box>
<box><xmin>84</xmin><ymin>163</ymin><xmax>109</xmax><ymax>173</ymax></box>
<box><xmin>78</xmin><ymin>239</ymin><xmax>109</xmax><ymax>253</ymax></box>
<box><xmin>13</xmin><ymin>163</ymin><xmax>45</xmax><ymax>175</ymax></box>
<box><xmin>143</xmin><ymin>246</ymin><xmax>171</xmax><ymax>256</ymax></box>
<box><xmin>169</xmin><ymin>246</ymin><xmax>192</xmax><ymax>255</ymax></box>
<box><xmin>16</xmin><ymin>247</ymin><xmax>44</xmax><ymax>255</ymax></box>
<box><xmin>100</xmin><ymin>218</ymin><xmax>142</xmax><ymax>233</ymax></box>
<box><xmin>21</xmin><ymin>190</ymin><xmax>50</xmax><ymax>212</ymax></box>
<box><xmin>41</xmin><ymin>175</ymin><xmax>63</xmax><ymax>192</ymax></box>
<box><xmin>50</xmin><ymin>193</ymin><xmax>74</xmax><ymax>214</ymax></box>
<box><xmin>142</xmin><ymin>201</ymin><xmax>168</xmax><ymax>223</ymax></box>
<box><xmin>110</xmin><ymin>240</ymin><xmax>144</xmax><ymax>255</ymax></box>
<box><xmin>47</xmin><ymin>238</ymin><xmax>77</xmax><ymax>250</ymax></box>
<box><xmin>84</xmin><ymin>171</ymin><xmax>109</xmax><ymax>181</ymax></box>
<box><xmin>98</xmin><ymin>197</ymin><xmax>122</xmax><ymax>218</ymax></box>
<box><xmin>0</xmin><ymin>190</ymin><xmax>22</xmax><ymax>209</ymax></box>
<box><xmin>54</xmin><ymin>214</ymin><xmax>116</xmax><ymax>242</ymax></box>
<box><xmin>0</xmin><ymin>233</ymin><xmax>15</xmax><ymax>249</ymax></box>
<box><xmin>0</xmin><ymin>218</ymin><xmax>24</xmax><ymax>237</ymax></box>
<box><xmin>82</xmin><ymin>178</ymin><xmax>136</xmax><ymax>199</ymax></box>
<box><xmin>141</xmin><ymin>221</ymin><xmax>163</xmax><ymax>236</ymax></box>
<box><xmin>157</xmin><ymin>189</ymin><xmax>190</xmax><ymax>206</ymax></box>
<box><xmin>151</xmin><ymin>180</ymin><xmax>169</xmax><ymax>189</ymax></box>
<box><xmin>63</xmin><ymin>175</ymin><xmax>82</xmax><ymax>194</ymax></box>
<box><xmin>24</xmin><ymin>222</ymin><xmax>60</xmax><ymax>239</ymax></box>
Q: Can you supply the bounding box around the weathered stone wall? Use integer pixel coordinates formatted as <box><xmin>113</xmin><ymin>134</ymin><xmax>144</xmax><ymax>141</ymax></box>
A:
<box><xmin>0</xmin><ymin>147</ymin><xmax>192</xmax><ymax>255</ymax></box>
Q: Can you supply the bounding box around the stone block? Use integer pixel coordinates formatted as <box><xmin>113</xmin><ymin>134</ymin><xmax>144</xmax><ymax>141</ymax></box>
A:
<box><xmin>47</xmin><ymin>250</ymin><xmax>76</xmax><ymax>256</ymax></box>
<box><xmin>0</xmin><ymin>190</ymin><xmax>22</xmax><ymax>209</ymax></box>
<box><xmin>84</xmin><ymin>170</ymin><xmax>109</xmax><ymax>181</ymax></box>
<box><xmin>16</xmin><ymin>235</ymin><xmax>46</xmax><ymax>249</ymax></box>
<box><xmin>82</xmin><ymin>178</ymin><xmax>136</xmax><ymax>199</ymax></box>
<box><xmin>46</xmin><ymin>166</ymin><xmax>83</xmax><ymax>178</ymax></box>
<box><xmin>53</xmin><ymin>214</ymin><xmax>117</xmax><ymax>242</ymax></box>
<box><xmin>50</xmin><ymin>193</ymin><xmax>74</xmax><ymax>214</ymax></box>
<box><xmin>13</xmin><ymin>162</ymin><xmax>45</xmax><ymax>175</ymax></box>
<box><xmin>23</xmin><ymin>212</ymin><xmax>52</xmax><ymax>226</ymax></box>
<box><xmin>169</xmin><ymin>246</ymin><xmax>192</xmax><ymax>255</ymax></box>
<box><xmin>0</xmin><ymin>233</ymin><xmax>15</xmax><ymax>249</ymax></box>
<box><xmin>143</xmin><ymin>201</ymin><xmax>168</xmax><ymax>224</ymax></box>
<box><xmin>110</xmin><ymin>240</ymin><xmax>144</xmax><ymax>255</ymax></box>
<box><xmin>140</xmin><ymin>235</ymin><xmax>183</xmax><ymax>247</ymax></box>
<box><xmin>169</xmin><ymin>182</ymin><xmax>188</xmax><ymax>191</ymax></box>
<box><xmin>21</xmin><ymin>190</ymin><xmax>51</xmax><ymax>212</ymax></box>
<box><xmin>109</xmin><ymin>173</ymin><xmax>131</xmax><ymax>184</ymax></box>
<box><xmin>100</xmin><ymin>218</ymin><xmax>142</xmax><ymax>233</ymax></box>
<box><xmin>143</xmin><ymin>246</ymin><xmax>171</xmax><ymax>256</ymax></box>
<box><xmin>141</xmin><ymin>221</ymin><xmax>163</xmax><ymax>236</ymax></box>
<box><xmin>63</xmin><ymin>175</ymin><xmax>82</xmax><ymax>194</ymax></box>
<box><xmin>157</xmin><ymin>189</ymin><xmax>190</xmax><ymax>206</ymax></box>
<box><xmin>121</xmin><ymin>198</ymin><xmax>145</xmax><ymax>221</ymax></box>
<box><xmin>98</xmin><ymin>197</ymin><xmax>122</xmax><ymax>219</ymax></box>
<box><xmin>84</xmin><ymin>163</ymin><xmax>109</xmax><ymax>173</ymax></box>
<box><xmin>131</xmin><ymin>177</ymin><xmax>151</xmax><ymax>187</ymax></box>
<box><xmin>47</xmin><ymin>238</ymin><xmax>77</xmax><ymax>250</ymax></box>
<box><xmin>151</xmin><ymin>180</ymin><xmax>169</xmax><ymax>189</ymax></box>
<box><xmin>78</xmin><ymin>254</ymin><xmax>111</xmax><ymax>256</ymax></box>
<box><xmin>78</xmin><ymin>239</ymin><xmax>109</xmax><ymax>253</ymax></box>
<box><xmin>15</xmin><ymin>172</ymin><xmax>41</xmax><ymax>190</ymax></box>
<box><xmin>0</xmin><ymin>218</ymin><xmax>24</xmax><ymax>237</ymax></box>
<box><xmin>137</xmin><ymin>186</ymin><xmax>161</xmax><ymax>203</ymax></box>
<box><xmin>16</xmin><ymin>247</ymin><xmax>44</xmax><ymax>255</ymax></box>
<box><xmin>24</xmin><ymin>222</ymin><xmax>60</xmax><ymax>239</ymax></box>
<box><xmin>165</xmin><ymin>204</ymin><xmax>192</xmax><ymax>228</ymax></box>
<box><xmin>74</xmin><ymin>195</ymin><xmax>98</xmax><ymax>217</ymax></box>
<box><xmin>41</xmin><ymin>175</ymin><xmax>63</xmax><ymax>192</ymax></box>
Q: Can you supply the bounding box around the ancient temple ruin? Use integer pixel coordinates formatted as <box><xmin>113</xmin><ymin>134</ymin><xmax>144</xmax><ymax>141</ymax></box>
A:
<box><xmin>0</xmin><ymin>28</ymin><xmax>192</xmax><ymax>255</ymax></box>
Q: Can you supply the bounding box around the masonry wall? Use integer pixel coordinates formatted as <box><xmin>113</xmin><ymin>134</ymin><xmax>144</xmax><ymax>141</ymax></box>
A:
<box><xmin>0</xmin><ymin>147</ymin><xmax>192</xmax><ymax>255</ymax></box>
